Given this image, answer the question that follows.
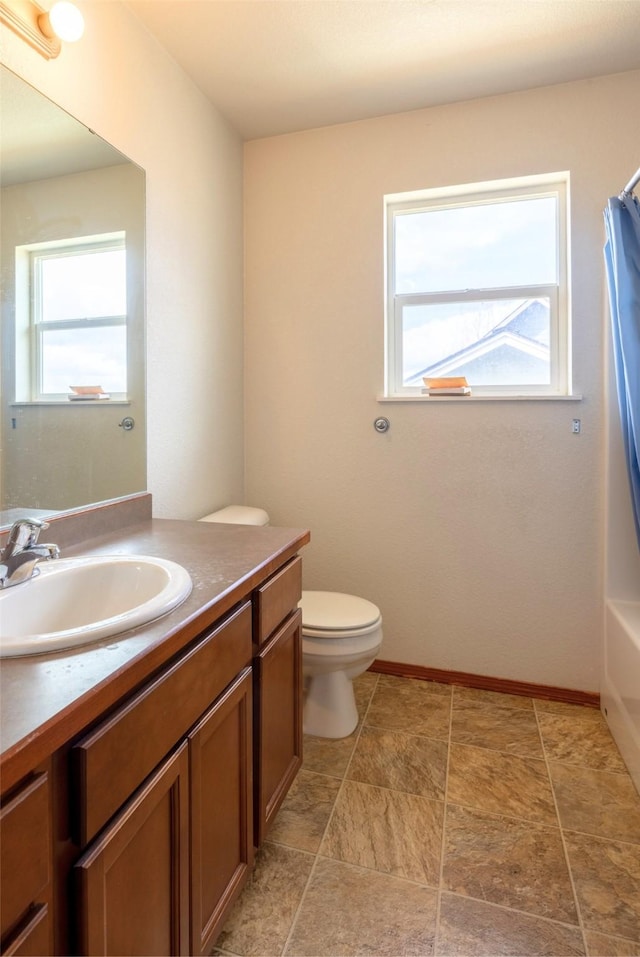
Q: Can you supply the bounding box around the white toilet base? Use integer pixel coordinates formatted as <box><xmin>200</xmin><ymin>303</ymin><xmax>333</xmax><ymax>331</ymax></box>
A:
<box><xmin>303</xmin><ymin>670</ymin><xmax>359</xmax><ymax>739</ymax></box>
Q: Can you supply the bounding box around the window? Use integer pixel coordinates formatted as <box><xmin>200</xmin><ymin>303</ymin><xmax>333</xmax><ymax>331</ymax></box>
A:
<box><xmin>384</xmin><ymin>174</ymin><xmax>570</xmax><ymax>397</ymax></box>
<box><xmin>18</xmin><ymin>234</ymin><xmax>127</xmax><ymax>401</ymax></box>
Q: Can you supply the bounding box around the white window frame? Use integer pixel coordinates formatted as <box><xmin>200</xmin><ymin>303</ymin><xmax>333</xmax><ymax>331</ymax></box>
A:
<box><xmin>26</xmin><ymin>234</ymin><xmax>127</xmax><ymax>401</ymax></box>
<box><xmin>384</xmin><ymin>173</ymin><xmax>570</xmax><ymax>398</ymax></box>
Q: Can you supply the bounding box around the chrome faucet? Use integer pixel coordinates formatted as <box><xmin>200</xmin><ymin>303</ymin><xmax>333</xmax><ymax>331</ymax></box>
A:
<box><xmin>0</xmin><ymin>518</ymin><xmax>60</xmax><ymax>588</ymax></box>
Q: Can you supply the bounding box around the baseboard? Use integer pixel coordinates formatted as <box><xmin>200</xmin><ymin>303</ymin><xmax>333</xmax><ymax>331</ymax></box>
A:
<box><xmin>369</xmin><ymin>659</ymin><xmax>600</xmax><ymax>709</ymax></box>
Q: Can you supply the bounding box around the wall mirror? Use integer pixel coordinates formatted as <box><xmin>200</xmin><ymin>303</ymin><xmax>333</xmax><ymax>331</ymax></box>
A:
<box><xmin>0</xmin><ymin>65</ymin><xmax>146</xmax><ymax>528</ymax></box>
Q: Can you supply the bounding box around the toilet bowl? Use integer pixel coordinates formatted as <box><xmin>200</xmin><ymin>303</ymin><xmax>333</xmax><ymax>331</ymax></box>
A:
<box><xmin>199</xmin><ymin>506</ymin><xmax>383</xmax><ymax>739</ymax></box>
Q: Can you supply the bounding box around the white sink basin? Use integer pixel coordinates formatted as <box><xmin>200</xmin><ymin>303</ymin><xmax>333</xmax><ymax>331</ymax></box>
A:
<box><xmin>0</xmin><ymin>555</ymin><xmax>193</xmax><ymax>657</ymax></box>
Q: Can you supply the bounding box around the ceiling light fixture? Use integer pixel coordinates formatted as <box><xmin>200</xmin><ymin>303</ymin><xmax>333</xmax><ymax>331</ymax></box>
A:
<box><xmin>39</xmin><ymin>0</ymin><xmax>83</xmax><ymax>41</ymax></box>
<box><xmin>0</xmin><ymin>0</ymin><xmax>84</xmax><ymax>58</ymax></box>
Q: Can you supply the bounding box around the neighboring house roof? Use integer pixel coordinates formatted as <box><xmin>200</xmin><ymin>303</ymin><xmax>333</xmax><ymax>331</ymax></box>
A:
<box><xmin>493</xmin><ymin>298</ymin><xmax>549</xmax><ymax>346</ymax></box>
<box><xmin>406</xmin><ymin>298</ymin><xmax>550</xmax><ymax>384</ymax></box>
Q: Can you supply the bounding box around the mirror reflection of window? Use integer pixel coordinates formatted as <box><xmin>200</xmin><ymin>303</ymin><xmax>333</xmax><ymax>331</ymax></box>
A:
<box><xmin>20</xmin><ymin>233</ymin><xmax>128</xmax><ymax>400</ymax></box>
<box><xmin>1</xmin><ymin>63</ymin><xmax>146</xmax><ymax>517</ymax></box>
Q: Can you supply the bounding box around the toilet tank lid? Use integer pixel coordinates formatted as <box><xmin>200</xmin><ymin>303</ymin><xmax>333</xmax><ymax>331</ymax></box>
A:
<box><xmin>199</xmin><ymin>505</ymin><xmax>270</xmax><ymax>526</ymax></box>
<box><xmin>299</xmin><ymin>591</ymin><xmax>381</xmax><ymax>631</ymax></box>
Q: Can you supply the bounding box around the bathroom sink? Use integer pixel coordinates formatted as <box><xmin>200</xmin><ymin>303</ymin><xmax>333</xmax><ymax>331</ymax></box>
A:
<box><xmin>0</xmin><ymin>555</ymin><xmax>193</xmax><ymax>657</ymax></box>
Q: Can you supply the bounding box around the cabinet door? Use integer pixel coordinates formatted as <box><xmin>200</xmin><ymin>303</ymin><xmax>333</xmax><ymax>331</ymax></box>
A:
<box><xmin>189</xmin><ymin>667</ymin><xmax>253</xmax><ymax>956</ymax></box>
<box><xmin>0</xmin><ymin>769</ymin><xmax>52</xmax><ymax>957</ymax></box>
<box><xmin>75</xmin><ymin>743</ymin><xmax>190</xmax><ymax>957</ymax></box>
<box><xmin>254</xmin><ymin>609</ymin><xmax>303</xmax><ymax>846</ymax></box>
<box><xmin>1</xmin><ymin>904</ymin><xmax>50</xmax><ymax>957</ymax></box>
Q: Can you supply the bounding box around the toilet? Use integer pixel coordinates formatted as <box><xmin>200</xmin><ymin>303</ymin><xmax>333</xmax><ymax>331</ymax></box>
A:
<box><xmin>199</xmin><ymin>506</ymin><xmax>383</xmax><ymax>738</ymax></box>
<box><xmin>298</xmin><ymin>589</ymin><xmax>382</xmax><ymax>738</ymax></box>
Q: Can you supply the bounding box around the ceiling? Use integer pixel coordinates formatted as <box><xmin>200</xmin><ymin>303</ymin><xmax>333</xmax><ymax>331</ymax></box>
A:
<box><xmin>127</xmin><ymin>0</ymin><xmax>640</xmax><ymax>141</ymax></box>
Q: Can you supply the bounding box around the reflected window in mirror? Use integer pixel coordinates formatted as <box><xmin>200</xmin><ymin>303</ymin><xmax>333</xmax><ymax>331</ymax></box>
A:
<box><xmin>1</xmin><ymin>64</ymin><xmax>146</xmax><ymax>517</ymax></box>
<box><xmin>16</xmin><ymin>233</ymin><xmax>128</xmax><ymax>401</ymax></box>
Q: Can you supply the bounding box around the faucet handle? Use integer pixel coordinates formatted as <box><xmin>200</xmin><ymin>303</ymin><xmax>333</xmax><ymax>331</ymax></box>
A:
<box><xmin>7</xmin><ymin>517</ymin><xmax>50</xmax><ymax>549</ymax></box>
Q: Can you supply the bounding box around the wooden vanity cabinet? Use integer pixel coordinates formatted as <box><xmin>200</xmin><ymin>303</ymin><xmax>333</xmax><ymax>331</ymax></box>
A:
<box><xmin>1</xmin><ymin>541</ymin><xmax>306</xmax><ymax>957</ymax></box>
<box><xmin>0</xmin><ymin>768</ymin><xmax>53</xmax><ymax>957</ymax></box>
<box><xmin>253</xmin><ymin>557</ymin><xmax>303</xmax><ymax>846</ymax></box>
<box><xmin>72</xmin><ymin>603</ymin><xmax>254</xmax><ymax>956</ymax></box>
<box><xmin>74</xmin><ymin>667</ymin><xmax>254</xmax><ymax>957</ymax></box>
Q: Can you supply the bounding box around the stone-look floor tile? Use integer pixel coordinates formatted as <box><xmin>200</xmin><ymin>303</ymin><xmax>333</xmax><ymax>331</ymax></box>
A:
<box><xmin>436</xmin><ymin>892</ymin><xmax>586</xmax><ymax>956</ymax></box>
<box><xmin>534</xmin><ymin>698</ymin><xmax>601</xmax><ymax>717</ymax></box>
<box><xmin>371</xmin><ymin>674</ymin><xmax>451</xmax><ymax>697</ymax></box>
<box><xmin>302</xmin><ymin>731</ymin><xmax>358</xmax><ymax>778</ymax></box>
<box><xmin>448</xmin><ymin>744</ymin><xmax>558</xmax><ymax>825</ymax></box>
<box><xmin>451</xmin><ymin>703</ymin><xmax>544</xmax><ymax>757</ymax></box>
<box><xmin>564</xmin><ymin>830</ymin><xmax>640</xmax><ymax>942</ymax></box>
<box><xmin>365</xmin><ymin>675</ymin><xmax>452</xmax><ymax>739</ymax></box>
<box><xmin>301</xmin><ymin>674</ymin><xmax>377</xmax><ymax>778</ymax></box>
<box><xmin>284</xmin><ymin>857</ymin><xmax>438</xmax><ymax>956</ymax></box>
<box><xmin>550</xmin><ymin>762</ymin><xmax>640</xmax><ymax>844</ymax></box>
<box><xmin>355</xmin><ymin>670</ymin><xmax>379</xmax><ymax>712</ymax></box>
<box><xmin>402</xmin><ymin>676</ymin><xmax>452</xmax><ymax>697</ymax></box>
<box><xmin>219</xmin><ymin>676</ymin><xmax>639</xmax><ymax>957</ymax></box>
<box><xmin>320</xmin><ymin>779</ymin><xmax>444</xmax><ymax>886</ymax></box>
<box><xmin>269</xmin><ymin>770</ymin><xmax>342</xmax><ymax>853</ymax></box>
<box><xmin>216</xmin><ymin>842</ymin><xmax>314</xmax><ymax>957</ymax></box>
<box><xmin>452</xmin><ymin>686</ymin><xmax>534</xmax><ymax>712</ymax></box>
<box><xmin>347</xmin><ymin>725</ymin><xmax>447</xmax><ymax>801</ymax></box>
<box><xmin>537</xmin><ymin>710</ymin><xmax>627</xmax><ymax>772</ymax></box>
<box><xmin>584</xmin><ymin>930</ymin><xmax>640</xmax><ymax>956</ymax></box>
<box><xmin>443</xmin><ymin>804</ymin><xmax>578</xmax><ymax>924</ymax></box>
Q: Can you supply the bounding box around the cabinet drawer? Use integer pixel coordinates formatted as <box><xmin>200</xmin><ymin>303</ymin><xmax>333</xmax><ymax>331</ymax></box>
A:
<box><xmin>0</xmin><ymin>772</ymin><xmax>50</xmax><ymax>941</ymax></box>
<box><xmin>254</xmin><ymin>557</ymin><xmax>302</xmax><ymax>646</ymax></box>
<box><xmin>73</xmin><ymin>602</ymin><xmax>252</xmax><ymax>846</ymax></box>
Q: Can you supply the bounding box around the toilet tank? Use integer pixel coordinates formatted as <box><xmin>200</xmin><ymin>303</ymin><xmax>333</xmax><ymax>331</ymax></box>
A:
<box><xmin>199</xmin><ymin>505</ymin><xmax>270</xmax><ymax>526</ymax></box>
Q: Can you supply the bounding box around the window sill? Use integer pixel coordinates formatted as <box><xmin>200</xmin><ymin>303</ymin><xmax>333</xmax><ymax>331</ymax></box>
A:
<box><xmin>11</xmin><ymin>400</ymin><xmax>131</xmax><ymax>407</ymax></box>
<box><xmin>378</xmin><ymin>394</ymin><xmax>583</xmax><ymax>403</ymax></box>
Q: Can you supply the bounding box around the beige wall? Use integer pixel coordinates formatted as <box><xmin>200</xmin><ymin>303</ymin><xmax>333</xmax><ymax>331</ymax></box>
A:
<box><xmin>1</xmin><ymin>1</ymin><xmax>244</xmax><ymax>520</ymax></box>
<box><xmin>244</xmin><ymin>71</ymin><xmax>640</xmax><ymax>692</ymax></box>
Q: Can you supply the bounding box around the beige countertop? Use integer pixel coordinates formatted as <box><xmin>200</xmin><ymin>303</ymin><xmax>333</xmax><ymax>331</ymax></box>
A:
<box><xmin>0</xmin><ymin>517</ymin><xmax>310</xmax><ymax>792</ymax></box>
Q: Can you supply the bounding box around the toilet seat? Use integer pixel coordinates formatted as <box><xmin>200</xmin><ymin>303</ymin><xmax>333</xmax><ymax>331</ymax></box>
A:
<box><xmin>300</xmin><ymin>591</ymin><xmax>382</xmax><ymax>639</ymax></box>
<box><xmin>302</xmin><ymin>631</ymin><xmax>382</xmax><ymax>660</ymax></box>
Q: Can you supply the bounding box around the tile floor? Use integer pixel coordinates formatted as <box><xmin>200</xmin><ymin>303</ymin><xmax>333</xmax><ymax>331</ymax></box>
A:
<box><xmin>216</xmin><ymin>673</ymin><xmax>640</xmax><ymax>957</ymax></box>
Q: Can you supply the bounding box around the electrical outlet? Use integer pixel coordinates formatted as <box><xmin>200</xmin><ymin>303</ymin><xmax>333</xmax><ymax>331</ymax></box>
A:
<box><xmin>572</xmin><ymin>418</ymin><xmax>581</xmax><ymax>434</ymax></box>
